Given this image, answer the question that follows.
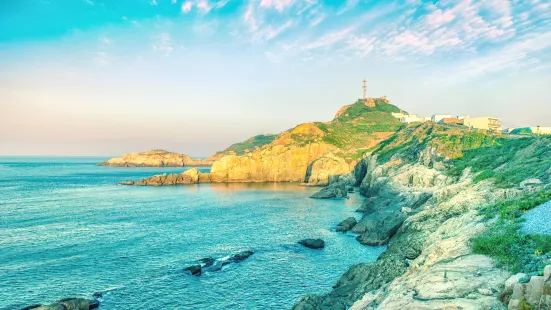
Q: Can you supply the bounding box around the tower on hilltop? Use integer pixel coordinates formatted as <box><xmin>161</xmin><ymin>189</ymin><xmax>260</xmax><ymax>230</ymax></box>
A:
<box><xmin>362</xmin><ymin>78</ymin><xmax>367</xmax><ymax>99</ymax></box>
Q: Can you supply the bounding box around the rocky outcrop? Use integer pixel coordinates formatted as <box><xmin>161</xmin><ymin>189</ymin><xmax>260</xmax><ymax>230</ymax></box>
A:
<box><xmin>298</xmin><ymin>239</ymin><xmax>325</xmax><ymax>249</ymax></box>
<box><xmin>310</xmin><ymin>173</ymin><xmax>356</xmax><ymax>199</ymax></box>
<box><xmin>183</xmin><ymin>251</ymin><xmax>254</xmax><ymax>276</ymax></box>
<box><xmin>504</xmin><ymin>265</ymin><xmax>551</xmax><ymax>309</ymax></box>
<box><xmin>99</xmin><ymin>150</ymin><xmax>213</xmax><ymax>167</ymax></box>
<box><xmin>336</xmin><ymin>217</ymin><xmax>357</xmax><ymax>233</ymax></box>
<box><xmin>120</xmin><ymin>168</ymin><xmax>204</xmax><ymax>186</ymax></box>
<box><xmin>208</xmin><ymin>134</ymin><xmax>338</xmax><ymax>183</ymax></box>
<box><xmin>22</xmin><ymin>298</ymin><xmax>99</xmax><ymax>310</ymax></box>
<box><xmin>305</xmin><ymin>155</ymin><xmax>356</xmax><ymax>186</ymax></box>
<box><xmin>294</xmin><ymin>151</ymin><xmax>526</xmax><ymax>309</ymax></box>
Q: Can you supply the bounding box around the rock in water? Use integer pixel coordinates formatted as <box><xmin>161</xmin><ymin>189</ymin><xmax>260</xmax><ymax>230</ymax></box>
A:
<box><xmin>184</xmin><ymin>264</ymin><xmax>202</xmax><ymax>276</ymax></box>
<box><xmin>228</xmin><ymin>250</ymin><xmax>254</xmax><ymax>263</ymax></box>
<box><xmin>336</xmin><ymin>217</ymin><xmax>357</xmax><ymax>232</ymax></box>
<box><xmin>198</xmin><ymin>257</ymin><xmax>215</xmax><ymax>268</ymax></box>
<box><xmin>298</xmin><ymin>239</ymin><xmax>325</xmax><ymax>249</ymax></box>
<box><xmin>22</xmin><ymin>298</ymin><xmax>99</xmax><ymax>310</ymax></box>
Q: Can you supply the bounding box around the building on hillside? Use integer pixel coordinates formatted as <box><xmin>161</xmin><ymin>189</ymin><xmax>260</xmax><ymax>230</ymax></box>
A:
<box><xmin>392</xmin><ymin>111</ymin><xmax>408</xmax><ymax>119</ymax></box>
<box><xmin>463</xmin><ymin>116</ymin><xmax>502</xmax><ymax>132</ymax></box>
<box><xmin>431</xmin><ymin>114</ymin><xmax>453</xmax><ymax>123</ymax></box>
<box><xmin>424</xmin><ymin>116</ymin><xmax>432</xmax><ymax>122</ymax></box>
<box><xmin>438</xmin><ymin>117</ymin><xmax>463</xmax><ymax>125</ymax></box>
<box><xmin>400</xmin><ymin>114</ymin><xmax>426</xmax><ymax>123</ymax></box>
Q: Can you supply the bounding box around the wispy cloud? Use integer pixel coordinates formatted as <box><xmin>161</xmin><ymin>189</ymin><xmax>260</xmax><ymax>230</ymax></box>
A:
<box><xmin>260</xmin><ymin>0</ymin><xmax>294</xmax><ymax>12</ymax></box>
<box><xmin>152</xmin><ymin>33</ymin><xmax>174</xmax><ymax>56</ymax></box>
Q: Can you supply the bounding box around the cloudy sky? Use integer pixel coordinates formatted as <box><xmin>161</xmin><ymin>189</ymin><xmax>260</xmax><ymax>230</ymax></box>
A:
<box><xmin>1</xmin><ymin>0</ymin><xmax>550</xmax><ymax>156</ymax></box>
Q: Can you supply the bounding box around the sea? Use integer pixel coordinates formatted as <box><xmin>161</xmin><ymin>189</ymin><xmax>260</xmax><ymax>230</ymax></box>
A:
<box><xmin>0</xmin><ymin>157</ymin><xmax>385</xmax><ymax>309</ymax></box>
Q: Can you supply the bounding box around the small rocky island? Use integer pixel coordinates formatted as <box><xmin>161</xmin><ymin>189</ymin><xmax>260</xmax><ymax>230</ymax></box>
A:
<box><xmin>98</xmin><ymin>149</ymin><xmax>213</xmax><ymax>167</ymax></box>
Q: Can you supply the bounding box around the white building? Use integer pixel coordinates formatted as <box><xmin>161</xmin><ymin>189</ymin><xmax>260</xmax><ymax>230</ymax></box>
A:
<box><xmin>400</xmin><ymin>114</ymin><xmax>426</xmax><ymax>123</ymax></box>
<box><xmin>463</xmin><ymin>116</ymin><xmax>501</xmax><ymax>132</ymax></box>
<box><xmin>431</xmin><ymin>114</ymin><xmax>453</xmax><ymax>123</ymax></box>
<box><xmin>392</xmin><ymin>112</ymin><xmax>408</xmax><ymax>119</ymax></box>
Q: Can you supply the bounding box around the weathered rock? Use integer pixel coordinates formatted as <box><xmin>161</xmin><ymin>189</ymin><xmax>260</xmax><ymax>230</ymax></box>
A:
<box><xmin>305</xmin><ymin>155</ymin><xmax>355</xmax><ymax>186</ymax></box>
<box><xmin>23</xmin><ymin>298</ymin><xmax>99</xmax><ymax>310</ymax></box>
<box><xmin>99</xmin><ymin>149</ymin><xmax>213</xmax><ymax>167</ymax></box>
<box><xmin>184</xmin><ymin>264</ymin><xmax>202</xmax><ymax>276</ymax></box>
<box><xmin>298</xmin><ymin>239</ymin><xmax>325</xmax><ymax>249</ymax></box>
<box><xmin>336</xmin><ymin>217</ymin><xmax>357</xmax><ymax>232</ymax></box>
<box><xmin>520</xmin><ymin>178</ymin><xmax>542</xmax><ymax>187</ymax></box>
<box><xmin>505</xmin><ymin>273</ymin><xmax>527</xmax><ymax>294</ymax></box>
<box><xmin>122</xmin><ymin>168</ymin><xmax>205</xmax><ymax>186</ymax></box>
<box><xmin>228</xmin><ymin>250</ymin><xmax>254</xmax><ymax>263</ymax></box>
<box><xmin>310</xmin><ymin>181</ymin><xmax>348</xmax><ymax>199</ymax></box>
<box><xmin>198</xmin><ymin>257</ymin><xmax>215</xmax><ymax>268</ymax></box>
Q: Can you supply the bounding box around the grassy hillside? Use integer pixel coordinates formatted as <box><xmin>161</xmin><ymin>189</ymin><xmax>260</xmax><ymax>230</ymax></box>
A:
<box><xmin>212</xmin><ymin>134</ymin><xmax>278</xmax><ymax>157</ymax></box>
<box><xmin>371</xmin><ymin>122</ymin><xmax>551</xmax><ymax>274</ymax></box>
<box><xmin>314</xmin><ymin>98</ymin><xmax>405</xmax><ymax>156</ymax></box>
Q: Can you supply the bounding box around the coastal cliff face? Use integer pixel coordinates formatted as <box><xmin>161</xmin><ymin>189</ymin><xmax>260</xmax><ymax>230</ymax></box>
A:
<box><xmin>295</xmin><ymin>124</ymin><xmax>551</xmax><ymax>309</ymax></box>
<box><xmin>99</xmin><ymin>150</ymin><xmax>213</xmax><ymax>167</ymax></box>
<box><xmin>121</xmin><ymin>97</ymin><xmax>403</xmax><ymax>186</ymax></box>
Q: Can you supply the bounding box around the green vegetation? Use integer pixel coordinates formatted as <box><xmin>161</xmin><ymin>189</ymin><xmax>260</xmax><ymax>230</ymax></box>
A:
<box><xmin>374</xmin><ymin>122</ymin><xmax>500</xmax><ymax>164</ymax></box>
<box><xmin>510</xmin><ymin>127</ymin><xmax>534</xmax><ymax>135</ymax></box>
<box><xmin>447</xmin><ymin>136</ymin><xmax>551</xmax><ymax>187</ymax></box>
<box><xmin>314</xmin><ymin>99</ymin><xmax>404</xmax><ymax>150</ymax></box>
<box><xmin>472</xmin><ymin>190</ymin><xmax>551</xmax><ymax>273</ymax></box>
<box><xmin>213</xmin><ymin>134</ymin><xmax>277</xmax><ymax>156</ymax></box>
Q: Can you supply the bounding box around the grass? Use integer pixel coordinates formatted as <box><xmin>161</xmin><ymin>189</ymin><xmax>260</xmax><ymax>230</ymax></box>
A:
<box><xmin>447</xmin><ymin>136</ymin><xmax>551</xmax><ymax>187</ymax></box>
<box><xmin>472</xmin><ymin>190</ymin><xmax>551</xmax><ymax>273</ymax></box>
<box><xmin>214</xmin><ymin>134</ymin><xmax>277</xmax><ymax>156</ymax></box>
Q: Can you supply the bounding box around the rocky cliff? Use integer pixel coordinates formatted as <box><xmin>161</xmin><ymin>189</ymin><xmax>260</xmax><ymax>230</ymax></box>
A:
<box><xmin>98</xmin><ymin>150</ymin><xmax>213</xmax><ymax>167</ymax></box>
<box><xmin>123</xmin><ymin>97</ymin><xmax>403</xmax><ymax>186</ymax></box>
<box><xmin>294</xmin><ymin>123</ymin><xmax>551</xmax><ymax>309</ymax></box>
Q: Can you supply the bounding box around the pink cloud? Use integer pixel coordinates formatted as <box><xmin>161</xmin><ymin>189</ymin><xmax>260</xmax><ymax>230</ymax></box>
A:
<box><xmin>259</xmin><ymin>0</ymin><xmax>293</xmax><ymax>12</ymax></box>
<box><xmin>181</xmin><ymin>1</ymin><xmax>192</xmax><ymax>12</ymax></box>
<box><xmin>426</xmin><ymin>9</ymin><xmax>455</xmax><ymax>27</ymax></box>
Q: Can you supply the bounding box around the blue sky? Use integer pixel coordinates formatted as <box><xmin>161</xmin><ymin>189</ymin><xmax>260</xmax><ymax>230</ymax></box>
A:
<box><xmin>1</xmin><ymin>0</ymin><xmax>550</xmax><ymax>156</ymax></box>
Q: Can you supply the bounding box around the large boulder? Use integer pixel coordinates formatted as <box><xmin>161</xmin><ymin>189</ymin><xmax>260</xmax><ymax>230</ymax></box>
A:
<box><xmin>184</xmin><ymin>264</ymin><xmax>202</xmax><ymax>276</ymax></box>
<box><xmin>336</xmin><ymin>217</ymin><xmax>357</xmax><ymax>232</ymax></box>
<box><xmin>298</xmin><ymin>239</ymin><xmax>325</xmax><ymax>249</ymax></box>
<box><xmin>310</xmin><ymin>181</ymin><xmax>349</xmax><ymax>199</ymax></box>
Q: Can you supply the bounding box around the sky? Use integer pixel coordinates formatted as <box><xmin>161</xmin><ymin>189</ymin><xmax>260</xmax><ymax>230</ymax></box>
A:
<box><xmin>0</xmin><ymin>0</ymin><xmax>550</xmax><ymax>156</ymax></box>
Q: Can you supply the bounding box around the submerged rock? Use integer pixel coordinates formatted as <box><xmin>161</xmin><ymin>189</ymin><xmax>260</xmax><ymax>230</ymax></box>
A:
<box><xmin>22</xmin><ymin>298</ymin><xmax>99</xmax><ymax>310</ymax></box>
<box><xmin>336</xmin><ymin>217</ymin><xmax>357</xmax><ymax>233</ymax></box>
<box><xmin>184</xmin><ymin>264</ymin><xmax>202</xmax><ymax>276</ymax></box>
<box><xmin>185</xmin><ymin>251</ymin><xmax>254</xmax><ymax>276</ymax></box>
<box><xmin>298</xmin><ymin>239</ymin><xmax>325</xmax><ymax>249</ymax></box>
<box><xmin>228</xmin><ymin>250</ymin><xmax>254</xmax><ymax>263</ymax></box>
<box><xmin>198</xmin><ymin>257</ymin><xmax>215</xmax><ymax>268</ymax></box>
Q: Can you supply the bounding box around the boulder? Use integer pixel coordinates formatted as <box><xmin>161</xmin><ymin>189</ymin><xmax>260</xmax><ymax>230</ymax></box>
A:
<box><xmin>23</xmin><ymin>298</ymin><xmax>99</xmax><ymax>310</ymax></box>
<box><xmin>198</xmin><ymin>257</ymin><xmax>215</xmax><ymax>268</ymax></box>
<box><xmin>310</xmin><ymin>181</ymin><xmax>348</xmax><ymax>199</ymax></box>
<box><xmin>298</xmin><ymin>239</ymin><xmax>325</xmax><ymax>249</ymax></box>
<box><xmin>228</xmin><ymin>250</ymin><xmax>254</xmax><ymax>263</ymax></box>
<box><xmin>336</xmin><ymin>217</ymin><xmax>357</xmax><ymax>232</ymax></box>
<box><xmin>505</xmin><ymin>273</ymin><xmax>527</xmax><ymax>294</ymax></box>
<box><xmin>184</xmin><ymin>264</ymin><xmax>202</xmax><ymax>276</ymax></box>
<box><xmin>520</xmin><ymin>178</ymin><xmax>542</xmax><ymax>187</ymax></box>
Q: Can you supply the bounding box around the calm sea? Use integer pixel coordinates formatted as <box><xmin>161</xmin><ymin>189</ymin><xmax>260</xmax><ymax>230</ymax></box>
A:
<box><xmin>0</xmin><ymin>157</ymin><xmax>384</xmax><ymax>309</ymax></box>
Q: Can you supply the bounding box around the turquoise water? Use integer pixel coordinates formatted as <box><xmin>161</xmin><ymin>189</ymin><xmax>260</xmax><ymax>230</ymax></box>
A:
<box><xmin>0</xmin><ymin>157</ymin><xmax>385</xmax><ymax>310</ymax></box>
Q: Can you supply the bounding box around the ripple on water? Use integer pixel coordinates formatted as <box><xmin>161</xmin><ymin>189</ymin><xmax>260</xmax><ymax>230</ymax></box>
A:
<box><xmin>0</xmin><ymin>158</ymin><xmax>385</xmax><ymax>309</ymax></box>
